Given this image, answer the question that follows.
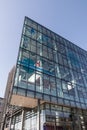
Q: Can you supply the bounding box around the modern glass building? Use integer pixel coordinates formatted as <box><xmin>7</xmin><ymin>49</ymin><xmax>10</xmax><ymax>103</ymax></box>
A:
<box><xmin>9</xmin><ymin>16</ymin><xmax>87</xmax><ymax>130</ymax></box>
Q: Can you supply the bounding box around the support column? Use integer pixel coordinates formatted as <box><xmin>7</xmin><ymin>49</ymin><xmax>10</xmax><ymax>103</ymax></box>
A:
<box><xmin>9</xmin><ymin>117</ymin><xmax>12</xmax><ymax>130</ymax></box>
<box><xmin>55</xmin><ymin>117</ymin><xmax>56</xmax><ymax>130</ymax></box>
<box><xmin>21</xmin><ymin>109</ymin><xmax>25</xmax><ymax>130</ymax></box>
<box><xmin>77</xmin><ymin>114</ymin><xmax>81</xmax><ymax>130</ymax></box>
<box><xmin>37</xmin><ymin>99</ymin><xmax>40</xmax><ymax>130</ymax></box>
<box><xmin>9</xmin><ymin>106</ymin><xmax>14</xmax><ymax>130</ymax></box>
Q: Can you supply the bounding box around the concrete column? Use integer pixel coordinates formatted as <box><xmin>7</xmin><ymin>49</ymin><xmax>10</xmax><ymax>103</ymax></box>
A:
<box><xmin>9</xmin><ymin>117</ymin><xmax>12</xmax><ymax>130</ymax></box>
<box><xmin>77</xmin><ymin>114</ymin><xmax>81</xmax><ymax>130</ymax></box>
<box><xmin>9</xmin><ymin>106</ymin><xmax>14</xmax><ymax>130</ymax></box>
<box><xmin>55</xmin><ymin>118</ymin><xmax>56</xmax><ymax>130</ymax></box>
<box><xmin>37</xmin><ymin>99</ymin><xmax>40</xmax><ymax>130</ymax></box>
<box><xmin>21</xmin><ymin>109</ymin><xmax>25</xmax><ymax>130</ymax></box>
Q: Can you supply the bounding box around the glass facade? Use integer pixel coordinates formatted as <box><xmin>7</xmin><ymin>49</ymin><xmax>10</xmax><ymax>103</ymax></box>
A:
<box><xmin>10</xmin><ymin>103</ymin><xmax>87</xmax><ymax>130</ymax></box>
<box><xmin>12</xmin><ymin>16</ymin><xmax>87</xmax><ymax>110</ymax></box>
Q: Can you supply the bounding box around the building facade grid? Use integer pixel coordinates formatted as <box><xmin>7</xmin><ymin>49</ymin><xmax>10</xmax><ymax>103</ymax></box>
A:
<box><xmin>13</xmin><ymin>17</ymin><xmax>87</xmax><ymax>110</ymax></box>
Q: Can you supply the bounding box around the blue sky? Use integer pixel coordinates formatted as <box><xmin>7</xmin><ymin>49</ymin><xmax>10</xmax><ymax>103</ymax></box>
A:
<box><xmin>0</xmin><ymin>0</ymin><xmax>87</xmax><ymax>97</ymax></box>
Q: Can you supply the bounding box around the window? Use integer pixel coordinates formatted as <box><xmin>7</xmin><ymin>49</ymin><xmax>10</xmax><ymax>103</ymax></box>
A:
<box><xmin>24</xmin><ymin>25</ymin><xmax>37</xmax><ymax>39</ymax></box>
<box><xmin>50</xmin><ymin>76</ymin><xmax>56</xmax><ymax>96</ymax></box>
<box><xmin>21</xmin><ymin>35</ymin><xmax>30</xmax><ymax>50</ymax></box>
<box><xmin>36</xmin><ymin>72</ymin><xmax>43</xmax><ymax>92</ymax></box>
<box><xmin>43</xmin><ymin>74</ymin><xmax>50</xmax><ymax>94</ymax></box>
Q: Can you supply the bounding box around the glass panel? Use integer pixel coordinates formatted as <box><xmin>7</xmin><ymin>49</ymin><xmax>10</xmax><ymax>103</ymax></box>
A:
<box><xmin>27</xmin><ymin>91</ymin><xmax>34</xmax><ymax>98</ymax></box>
<box><xmin>14</xmin><ymin>66</ymin><xmax>20</xmax><ymax>86</ymax></box>
<box><xmin>42</xmin><ymin>34</ymin><xmax>48</xmax><ymax>45</ymax></box>
<box><xmin>55</xmin><ymin>64</ymin><xmax>61</xmax><ymax>78</ymax></box>
<box><xmin>58</xmin><ymin>98</ymin><xmax>64</xmax><ymax>104</ymax></box>
<box><xmin>25</xmin><ymin>17</ymin><xmax>32</xmax><ymax>27</ymax></box>
<box><xmin>36</xmin><ymin>72</ymin><xmax>43</xmax><ymax>92</ymax></box>
<box><xmin>42</xmin><ymin>45</ymin><xmax>48</xmax><ymax>58</ymax></box>
<box><xmin>17</xmin><ymin>88</ymin><xmax>26</xmax><ymax>96</ymax></box>
<box><xmin>18</xmin><ymin>49</ymin><xmax>29</xmax><ymax>68</ymax></box>
<box><xmin>37</xmin><ymin>32</ymin><xmax>43</xmax><ymax>43</ymax></box>
<box><xmin>36</xmin><ymin>93</ymin><xmax>42</xmax><ymax>99</ymax></box>
<box><xmin>18</xmin><ymin>66</ymin><xmax>28</xmax><ymax>89</ymax></box>
<box><xmin>13</xmin><ymin>87</ymin><xmax>17</xmax><ymax>94</ymax></box>
<box><xmin>42</xmin><ymin>58</ymin><xmax>49</xmax><ymax>72</ymax></box>
<box><xmin>30</xmin><ymin>39</ymin><xmax>36</xmax><ymax>53</ymax></box>
<box><xmin>38</xmin><ymin>25</ymin><xmax>42</xmax><ymax>32</ymax></box>
<box><xmin>37</xmin><ymin>42</ymin><xmax>42</xmax><ymax>56</ymax></box>
<box><xmin>21</xmin><ymin>35</ymin><xmax>30</xmax><ymax>50</ymax></box>
<box><xmin>48</xmin><ymin>48</ymin><xmax>53</xmax><ymax>61</ymax></box>
<box><xmin>49</xmin><ymin>61</ymin><xmax>55</xmax><ymax>76</ymax></box>
<box><xmin>51</xmin><ymin>96</ymin><xmax>57</xmax><ymax>103</ymax></box>
<box><xmin>56</xmin><ymin>79</ymin><xmax>63</xmax><ymax>97</ymax></box>
<box><xmin>43</xmin><ymin>74</ymin><xmax>50</xmax><ymax>94</ymax></box>
<box><xmin>44</xmin><ymin>95</ymin><xmax>50</xmax><ymax>101</ymax></box>
<box><xmin>24</xmin><ymin>25</ymin><xmax>36</xmax><ymax>39</ymax></box>
<box><xmin>50</xmin><ymin>76</ymin><xmax>56</xmax><ymax>96</ymax></box>
<box><xmin>27</xmin><ymin>69</ymin><xmax>35</xmax><ymax>91</ymax></box>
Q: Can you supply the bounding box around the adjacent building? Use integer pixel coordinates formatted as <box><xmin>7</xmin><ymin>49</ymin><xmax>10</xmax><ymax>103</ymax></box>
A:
<box><xmin>0</xmin><ymin>97</ymin><xmax>4</xmax><ymax>128</ymax></box>
<box><xmin>1</xmin><ymin>67</ymin><xmax>15</xmax><ymax>130</ymax></box>
<box><xmin>3</xmin><ymin>17</ymin><xmax>87</xmax><ymax>130</ymax></box>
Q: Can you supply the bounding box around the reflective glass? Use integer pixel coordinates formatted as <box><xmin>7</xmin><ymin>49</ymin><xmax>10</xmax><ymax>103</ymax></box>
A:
<box><xmin>13</xmin><ymin>17</ymin><xmax>87</xmax><ymax>109</ymax></box>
